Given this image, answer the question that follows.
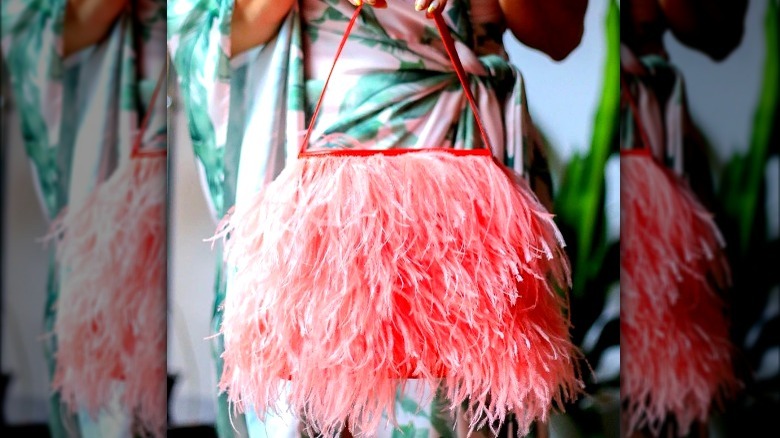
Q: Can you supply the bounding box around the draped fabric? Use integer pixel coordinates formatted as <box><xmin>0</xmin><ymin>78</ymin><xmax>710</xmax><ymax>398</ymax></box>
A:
<box><xmin>619</xmin><ymin>44</ymin><xmax>716</xmax><ymax>202</ymax></box>
<box><xmin>1</xmin><ymin>1</ymin><xmax>166</xmax><ymax>436</ymax></box>
<box><xmin>168</xmin><ymin>1</ymin><xmax>554</xmax><ymax>435</ymax></box>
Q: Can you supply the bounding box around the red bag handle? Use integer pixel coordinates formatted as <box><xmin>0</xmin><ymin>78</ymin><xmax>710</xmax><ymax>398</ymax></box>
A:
<box><xmin>131</xmin><ymin>64</ymin><xmax>168</xmax><ymax>158</ymax></box>
<box><xmin>298</xmin><ymin>2</ymin><xmax>494</xmax><ymax>157</ymax></box>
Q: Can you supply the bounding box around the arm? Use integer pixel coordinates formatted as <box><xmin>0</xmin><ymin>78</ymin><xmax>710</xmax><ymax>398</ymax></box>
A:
<box><xmin>231</xmin><ymin>0</ymin><xmax>296</xmax><ymax>57</ymax></box>
<box><xmin>499</xmin><ymin>0</ymin><xmax>588</xmax><ymax>61</ymax></box>
<box><xmin>658</xmin><ymin>0</ymin><xmax>747</xmax><ymax>61</ymax></box>
<box><xmin>63</xmin><ymin>0</ymin><xmax>129</xmax><ymax>57</ymax></box>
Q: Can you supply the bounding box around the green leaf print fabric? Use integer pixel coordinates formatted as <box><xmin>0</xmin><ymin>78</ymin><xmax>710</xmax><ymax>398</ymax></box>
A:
<box><xmin>168</xmin><ymin>1</ymin><xmax>555</xmax><ymax>436</ymax></box>
<box><xmin>1</xmin><ymin>1</ymin><xmax>166</xmax><ymax>436</ymax></box>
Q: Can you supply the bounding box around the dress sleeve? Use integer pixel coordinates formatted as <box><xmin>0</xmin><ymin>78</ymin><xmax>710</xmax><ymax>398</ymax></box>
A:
<box><xmin>167</xmin><ymin>0</ymin><xmax>301</xmax><ymax>219</ymax></box>
<box><xmin>1</xmin><ymin>0</ymin><xmax>115</xmax><ymax>218</ymax></box>
<box><xmin>167</xmin><ymin>0</ymin><xmax>235</xmax><ymax>218</ymax></box>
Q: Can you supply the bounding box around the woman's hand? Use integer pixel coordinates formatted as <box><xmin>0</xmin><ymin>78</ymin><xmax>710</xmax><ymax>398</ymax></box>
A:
<box><xmin>346</xmin><ymin>0</ymin><xmax>448</xmax><ymax>15</ymax></box>
<box><xmin>412</xmin><ymin>0</ymin><xmax>447</xmax><ymax>14</ymax></box>
<box><xmin>63</xmin><ymin>0</ymin><xmax>129</xmax><ymax>57</ymax></box>
<box><xmin>347</xmin><ymin>0</ymin><xmax>387</xmax><ymax>8</ymax></box>
<box><xmin>231</xmin><ymin>0</ymin><xmax>296</xmax><ymax>57</ymax></box>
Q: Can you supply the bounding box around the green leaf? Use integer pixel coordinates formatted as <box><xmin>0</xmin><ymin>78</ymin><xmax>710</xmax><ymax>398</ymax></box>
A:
<box><xmin>718</xmin><ymin>0</ymin><xmax>779</xmax><ymax>254</ymax></box>
<box><xmin>553</xmin><ymin>0</ymin><xmax>620</xmax><ymax>297</ymax></box>
<box><xmin>430</xmin><ymin>389</ymin><xmax>455</xmax><ymax>438</ymax></box>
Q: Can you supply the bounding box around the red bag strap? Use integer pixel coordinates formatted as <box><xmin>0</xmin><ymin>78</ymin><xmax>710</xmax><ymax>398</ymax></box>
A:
<box><xmin>298</xmin><ymin>2</ymin><xmax>494</xmax><ymax>156</ymax></box>
<box><xmin>132</xmin><ymin>64</ymin><xmax>168</xmax><ymax>158</ymax></box>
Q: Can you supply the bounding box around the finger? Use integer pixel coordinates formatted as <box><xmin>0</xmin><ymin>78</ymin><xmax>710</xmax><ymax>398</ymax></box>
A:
<box><xmin>352</xmin><ymin>0</ymin><xmax>387</xmax><ymax>8</ymax></box>
<box><xmin>415</xmin><ymin>0</ymin><xmax>432</xmax><ymax>11</ymax></box>
<box><xmin>427</xmin><ymin>0</ymin><xmax>445</xmax><ymax>14</ymax></box>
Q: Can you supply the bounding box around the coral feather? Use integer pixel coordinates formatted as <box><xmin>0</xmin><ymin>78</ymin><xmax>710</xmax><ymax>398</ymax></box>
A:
<box><xmin>620</xmin><ymin>151</ymin><xmax>739</xmax><ymax>436</ymax></box>
<box><xmin>49</xmin><ymin>155</ymin><xmax>167</xmax><ymax>437</ymax></box>
<box><xmin>216</xmin><ymin>151</ymin><xmax>581</xmax><ymax>436</ymax></box>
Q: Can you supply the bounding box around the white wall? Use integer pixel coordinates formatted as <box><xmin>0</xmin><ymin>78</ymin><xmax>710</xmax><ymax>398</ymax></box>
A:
<box><xmin>166</xmin><ymin>81</ymin><xmax>223</xmax><ymax>425</ymax></box>
<box><xmin>1</xmin><ymin>90</ymin><xmax>52</xmax><ymax>423</ymax></box>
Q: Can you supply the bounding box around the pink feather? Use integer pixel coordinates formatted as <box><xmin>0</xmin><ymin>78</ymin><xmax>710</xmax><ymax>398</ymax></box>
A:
<box><xmin>48</xmin><ymin>155</ymin><xmax>167</xmax><ymax>438</ymax></box>
<box><xmin>215</xmin><ymin>151</ymin><xmax>582</xmax><ymax>436</ymax></box>
<box><xmin>620</xmin><ymin>151</ymin><xmax>740</xmax><ymax>436</ymax></box>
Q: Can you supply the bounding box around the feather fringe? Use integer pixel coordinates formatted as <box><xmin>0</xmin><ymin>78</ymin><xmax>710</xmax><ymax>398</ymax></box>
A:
<box><xmin>620</xmin><ymin>153</ymin><xmax>739</xmax><ymax>436</ymax></box>
<box><xmin>215</xmin><ymin>151</ymin><xmax>582</xmax><ymax>437</ymax></box>
<box><xmin>49</xmin><ymin>156</ymin><xmax>167</xmax><ymax>438</ymax></box>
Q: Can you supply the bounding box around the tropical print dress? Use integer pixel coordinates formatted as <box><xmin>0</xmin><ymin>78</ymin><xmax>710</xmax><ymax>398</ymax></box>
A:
<box><xmin>1</xmin><ymin>0</ymin><xmax>166</xmax><ymax>436</ymax></box>
<box><xmin>168</xmin><ymin>0</ymin><xmax>553</xmax><ymax>436</ymax></box>
<box><xmin>619</xmin><ymin>44</ymin><xmax>716</xmax><ymax>199</ymax></box>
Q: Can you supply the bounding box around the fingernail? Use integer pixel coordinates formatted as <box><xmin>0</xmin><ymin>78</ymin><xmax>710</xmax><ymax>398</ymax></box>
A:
<box><xmin>415</xmin><ymin>1</ymin><xmax>425</xmax><ymax>11</ymax></box>
<box><xmin>428</xmin><ymin>1</ymin><xmax>439</xmax><ymax>14</ymax></box>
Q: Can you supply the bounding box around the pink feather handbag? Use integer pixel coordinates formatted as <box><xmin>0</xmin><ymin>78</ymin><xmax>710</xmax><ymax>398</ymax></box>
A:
<box><xmin>619</xmin><ymin>71</ymin><xmax>739</xmax><ymax>436</ymax></box>
<box><xmin>215</xmin><ymin>4</ymin><xmax>581</xmax><ymax>436</ymax></box>
<box><xmin>49</xmin><ymin>66</ymin><xmax>167</xmax><ymax>437</ymax></box>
